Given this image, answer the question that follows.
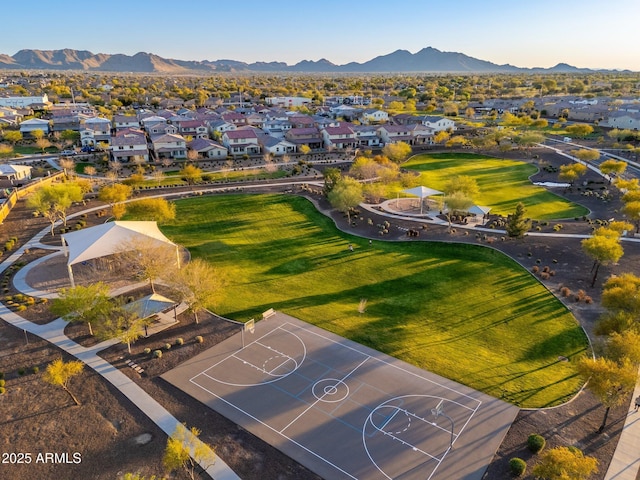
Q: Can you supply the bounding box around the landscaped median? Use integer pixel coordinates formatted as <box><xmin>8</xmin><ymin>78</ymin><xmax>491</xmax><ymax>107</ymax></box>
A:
<box><xmin>161</xmin><ymin>194</ymin><xmax>589</xmax><ymax>408</ymax></box>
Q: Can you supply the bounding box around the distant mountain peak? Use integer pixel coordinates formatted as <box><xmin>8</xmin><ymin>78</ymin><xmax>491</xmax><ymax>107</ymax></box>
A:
<box><xmin>0</xmin><ymin>47</ymin><xmax>605</xmax><ymax>73</ymax></box>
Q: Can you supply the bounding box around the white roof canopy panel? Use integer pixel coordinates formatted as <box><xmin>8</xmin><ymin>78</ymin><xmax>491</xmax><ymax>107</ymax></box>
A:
<box><xmin>61</xmin><ymin>221</ymin><xmax>176</xmax><ymax>266</ymax></box>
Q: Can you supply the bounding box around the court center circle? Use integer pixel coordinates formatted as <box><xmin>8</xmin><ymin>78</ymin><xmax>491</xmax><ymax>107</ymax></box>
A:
<box><xmin>312</xmin><ymin>378</ymin><xmax>349</xmax><ymax>403</ymax></box>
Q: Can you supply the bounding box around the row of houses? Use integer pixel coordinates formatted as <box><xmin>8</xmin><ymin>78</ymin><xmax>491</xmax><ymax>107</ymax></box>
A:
<box><xmin>469</xmin><ymin>95</ymin><xmax>640</xmax><ymax>130</ymax></box>
<box><xmin>112</xmin><ymin>106</ymin><xmax>458</xmax><ymax>161</ymax></box>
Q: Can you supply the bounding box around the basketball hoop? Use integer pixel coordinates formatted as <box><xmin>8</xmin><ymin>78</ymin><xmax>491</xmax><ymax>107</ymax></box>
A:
<box><xmin>245</xmin><ymin>319</ymin><xmax>255</xmax><ymax>334</ymax></box>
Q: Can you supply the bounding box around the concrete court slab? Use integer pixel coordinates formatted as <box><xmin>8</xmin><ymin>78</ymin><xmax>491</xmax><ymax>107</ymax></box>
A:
<box><xmin>162</xmin><ymin>313</ymin><xmax>519</xmax><ymax>480</ymax></box>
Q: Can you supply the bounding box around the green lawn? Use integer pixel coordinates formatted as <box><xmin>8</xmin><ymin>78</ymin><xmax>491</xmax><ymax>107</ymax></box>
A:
<box><xmin>403</xmin><ymin>153</ymin><xmax>589</xmax><ymax>220</ymax></box>
<box><xmin>161</xmin><ymin>194</ymin><xmax>588</xmax><ymax>407</ymax></box>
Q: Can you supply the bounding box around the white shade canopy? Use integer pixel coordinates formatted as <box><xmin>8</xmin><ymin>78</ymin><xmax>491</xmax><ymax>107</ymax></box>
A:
<box><xmin>401</xmin><ymin>186</ymin><xmax>443</xmax><ymax>199</ymax></box>
<box><xmin>61</xmin><ymin>221</ymin><xmax>176</xmax><ymax>267</ymax></box>
<box><xmin>468</xmin><ymin>205</ymin><xmax>491</xmax><ymax>215</ymax></box>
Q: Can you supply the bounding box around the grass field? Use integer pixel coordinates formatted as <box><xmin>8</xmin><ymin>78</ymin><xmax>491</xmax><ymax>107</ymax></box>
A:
<box><xmin>403</xmin><ymin>153</ymin><xmax>589</xmax><ymax>220</ymax></box>
<box><xmin>161</xmin><ymin>194</ymin><xmax>588</xmax><ymax>407</ymax></box>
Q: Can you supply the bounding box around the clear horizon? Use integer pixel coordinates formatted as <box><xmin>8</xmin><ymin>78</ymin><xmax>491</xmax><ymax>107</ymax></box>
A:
<box><xmin>2</xmin><ymin>0</ymin><xmax>639</xmax><ymax>71</ymax></box>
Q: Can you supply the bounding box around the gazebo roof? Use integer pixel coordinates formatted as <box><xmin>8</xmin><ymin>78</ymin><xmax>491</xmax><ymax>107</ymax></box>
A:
<box><xmin>402</xmin><ymin>186</ymin><xmax>443</xmax><ymax>198</ymax></box>
<box><xmin>61</xmin><ymin>221</ymin><xmax>176</xmax><ymax>266</ymax></box>
<box><xmin>123</xmin><ymin>293</ymin><xmax>175</xmax><ymax>319</ymax></box>
<box><xmin>468</xmin><ymin>205</ymin><xmax>492</xmax><ymax>215</ymax></box>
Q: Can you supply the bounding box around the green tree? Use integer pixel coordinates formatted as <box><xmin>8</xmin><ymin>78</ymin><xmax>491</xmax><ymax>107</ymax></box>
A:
<box><xmin>382</xmin><ymin>142</ymin><xmax>412</xmax><ymax>163</ymax></box>
<box><xmin>163</xmin><ymin>423</ymin><xmax>216</xmax><ymax>480</ymax></box>
<box><xmin>601</xmin><ymin>273</ymin><xmax>640</xmax><ymax>317</ymax></box>
<box><xmin>26</xmin><ymin>183</ymin><xmax>84</xmax><ymax>235</ymax></box>
<box><xmin>98</xmin><ymin>183</ymin><xmax>133</xmax><ymax>220</ymax></box>
<box><xmin>125</xmin><ymin>198</ymin><xmax>176</xmax><ymax>223</ymax></box>
<box><xmin>505</xmin><ymin>202</ymin><xmax>531</xmax><ymax>238</ymax></box>
<box><xmin>570</xmin><ymin>149</ymin><xmax>600</xmax><ymax>162</ymax></box>
<box><xmin>558</xmin><ymin>163</ymin><xmax>588</xmax><ymax>186</ymax></box>
<box><xmin>60</xmin><ymin>129</ymin><xmax>80</xmax><ymax>145</ymax></box>
<box><xmin>323</xmin><ymin>167</ymin><xmax>342</xmax><ymax>194</ymax></box>
<box><xmin>30</xmin><ymin>129</ymin><xmax>45</xmax><ymax>141</ymax></box>
<box><xmin>606</xmin><ymin>330</ymin><xmax>640</xmax><ymax>366</ymax></box>
<box><xmin>599</xmin><ymin>159</ymin><xmax>627</xmax><ymax>181</ymax></box>
<box><xmin>299</xmin><ymin>144</ymin><xmax>311</xmax><ymax>156</ymax></box>
<box><xmin>3</xmin><ymin>130</ymin><xmax>22</xmax><ymax>144</ymax></box>
<box><xmin>327</xmin><ymin>176</ymin><xmax>363</xmax><ymax>223</ymax></box>
<box><xmin>98</xmin><ymin>299</ymin><xmax>148</xmax><ymax>354</ymax></box>
<box><xmin>581</xmin><ymin>228</ymin><xmax>624</xmax><ymax>287</ymax></box>
<box><xmin>442</xmin><ymin>191</ymin><xmax>473</xmax><ymax>228</ymax></box>
<box><xmin>622</xmin><ymin>201</ymin><xmax>640</xmax><ymax>233</ymax></box>
<box><xmin>172</xmin><ymin>259</ymin><xmax>224</xmax><ymax>324</ymax></box>
<box><xmin>566</xmin><ymin>123</ymin><xmax>594</xmax><ymax>138</ymax></box>
<box><xmin>51</xmin><ymin>282</ymin><xmax>111</xmax><ymax>336</ymax></box>
<box><xmin>180</xmin><ymin>164</ymin><xmax>202</xmax><ymax>186</ymax></box>
<box><xmin>577</xmin><ymin>356</ymin><xmax>637</xmax><ymax>432</ymax></box>
<box><xmin>532</xmin><ymin>446</ymin><xmax>598</xmax><ymax>480</ymax></box>
<box><xmin>444</xmin><ymin>174</ymin><xmax>479</xmax><ymax>198</ymax></box>
<box><xmin>43</xmin><ymin>358</ymin><xmax>84</xmax><ymax>406</ymax></box>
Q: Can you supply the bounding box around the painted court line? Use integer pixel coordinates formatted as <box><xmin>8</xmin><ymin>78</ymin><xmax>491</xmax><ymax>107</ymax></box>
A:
<box><xmin>279</xmin><ymin>356</ymin><xmax>371</xmax><ymax>434</ymax></box>
<box><xmin>184</xmin><ymin>320</ymin><xmax>490</xmax><ymax>480</ymax></box>
<box><xmin>187</xmin><ymin>379</ymin><xmax>358</xmax><ymax>480</ymax></box>
<box><xmin>292</xmin><ymin>322</ymin><xmax>480</xmax><ymax>408</ymax></box>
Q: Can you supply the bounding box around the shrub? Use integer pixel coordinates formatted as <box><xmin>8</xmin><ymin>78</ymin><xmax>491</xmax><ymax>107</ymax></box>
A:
<box><xmin>527</xmin><ymin>434</ymin><xmax>546</xmax><ymax>453</ymax></box>
<box><xmin>16</xmin><ymin>305</ymin><xmax>27</xmax><ymax>312</ymax></box>
<box><xmin>175</xmin><ymin>338</ymin><xmax>184</xmax><ymax>346</ymax></box>
<box><xmin>17</xmin><ymin>368</ymin><xmax>25</xmax><ymax>376</ymax></box>
<box><xmin>31</xmin><ymin>366</ymin><xmax>39</xmax><ymax>374</ymax></box>
<box><xmin>0</xmin><ymin>379</ymin><xmax>5</xmax><ymax>387</ymax></box>
<box><xmin>585</xmin><ymin>296</ymin><xmax>593</xmax><ymax>304</ymax></box>
<box><xmin>164</xmin><ymin>343</ymin><xmax>172</xmax><ymax>350</ymax></box>
<box><xmin>540</xmin><ymin>272</ymin><xmax>550</xmax><ymax>280</ymax></box>
<box><xmin>195</xmin><ymin>335</ymin><xmax>204</xmax><ymax>343</ymax></box>
<box><xmin>143</xmin><ymin>348</ymin><xmax>151</xmax><ymax>355</ymax></box>
<box><xmin>0</xmin><ymin>372</ymin><xmax>3</xmax><ymax>379</ymax></box>
<box><xmin>531</xmin><ymin>266</ymin><xmax>539</xmax><ymax>273</ymax></box>
<box><xmin>0</xmin><ymin>386</ymin><xmax>5</xmax><ymax>395</ymax></box>
<box><xmin>575</xmin><ymin>289</ymin><xmax>587</xmax><ymax>302</ymax></box>
<box><xmin>542</xmin><ymin>266</ymin><xmax>550</xmax><ymax>273</ymax></box>
<box><xmin>153</xmin><ymin>350</ymin><xmax>162</xmax><ymax>359</ymax></box>
<box><xmin>560</xmin><ymin>287</ymin><xmax>571</xmax><ymax>297</ymax></box>
<box><xmin>509</xmin><ymin>457</ymin><xmax>527</xmax><ymax>477</ymax></box>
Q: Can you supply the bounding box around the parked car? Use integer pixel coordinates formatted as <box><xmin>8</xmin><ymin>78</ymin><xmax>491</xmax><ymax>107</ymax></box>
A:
<box><xmin>60</xmin><ymin>149</ymin><xmax>77</xmax><ymax>156</ymax></box>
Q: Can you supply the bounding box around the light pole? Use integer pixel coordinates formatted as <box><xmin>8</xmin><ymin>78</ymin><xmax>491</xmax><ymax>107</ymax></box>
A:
<box><xmin>431</xmin><ymin>402</ymin><xmax>455</xmax><ymax>450</ymax></box>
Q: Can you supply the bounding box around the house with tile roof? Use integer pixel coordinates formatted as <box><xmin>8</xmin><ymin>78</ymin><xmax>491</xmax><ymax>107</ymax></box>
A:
<box><xmin>111</xmin><ymin>128</ymin><xmax>149</xmax><ymax>162</ymax></box>
<box><xmin>149</xmin><ymin>133</ymin><xmax>187</xmax><ymax>159</ymax></box>
<box><xmin>421</xmin><ymin>115</ymin><xmax>456</xmax><ymax>132</ymax></box>
<box><xmin>259</xmin><ymin>135</ymin><xmax>297</xmax><ymax>156</ymax></box>
<box><xmin>600</xmin><ymin>112</ymin><xmax>640</xmax><ymax>130</ymax></box>
<box><xmin>352</xmin><ymin>125</ymin><xmax>383</xmax><ymax>148</ymax></box>
<box><xmin>187</xmin><ymin>138</ymin><xmax>228</xmax><ymax>159</ymax></box>
<box><xmin>19</xmin><ymin>117</ymin><xmax>50</xmax><ymax>136</ymax></box>
<box><xmin>376</xmin><ymin>124</ymin><xmax>413</xmax><ymax>145</ymax></box>
<box><xmin>359</xmin><ymin>108</ymin><xmax>389</xmax><ymax>124</ymax></box>
<box><xmin>322</xmin><ymin>124</ymin><xmax>357</xmax><ymax>150</ymax></box>
<box><xmin>284</xmin><ymin>127</ymin><xmax>323</xmax><ymax>150</ymax></box>
<box><xmin>222</xmin><ymin>129</ymin><xmax>261</xmax><ymax>156</ymax></box>
<box><xmin>113</xmin><ymin>115</ymin><xmax>141</xmax><ymax>131</ymax></box>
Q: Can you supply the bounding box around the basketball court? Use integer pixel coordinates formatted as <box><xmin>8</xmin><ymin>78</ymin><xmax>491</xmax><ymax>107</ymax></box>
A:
<box><xmin>162</xmin><ymin>312</ymin><xmax>519</xmax><ymax>480</ymax></box>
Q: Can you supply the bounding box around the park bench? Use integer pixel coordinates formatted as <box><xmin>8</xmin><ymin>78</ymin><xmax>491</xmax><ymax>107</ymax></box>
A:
<box><xmin>262</xmin><ymin>308</ymin><xmax>276</xmax><ymax>320</ymax></box>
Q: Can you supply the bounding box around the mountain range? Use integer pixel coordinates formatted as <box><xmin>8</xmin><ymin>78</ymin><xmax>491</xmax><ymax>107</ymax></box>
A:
<box><xmin>0</xmin><ymin>47</ymin><xmax>606</xmax><ymax>74</ymax></box>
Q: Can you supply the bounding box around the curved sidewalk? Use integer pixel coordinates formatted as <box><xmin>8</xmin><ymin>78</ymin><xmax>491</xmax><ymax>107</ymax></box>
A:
<box><xmin>2</xmin><ymin>225</ymin><xmax>240</xmax><ymax>479</ymax></box>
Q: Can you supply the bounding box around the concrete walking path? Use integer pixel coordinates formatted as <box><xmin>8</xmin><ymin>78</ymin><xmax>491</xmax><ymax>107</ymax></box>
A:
<box><xmin>1</xmin><ymin>224</ymin><xmax>241</xmax><ymax>479</ymax></box>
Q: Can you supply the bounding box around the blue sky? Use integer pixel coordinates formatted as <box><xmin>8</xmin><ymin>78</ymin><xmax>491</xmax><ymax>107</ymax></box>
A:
<box><xmin>3</xmin><ymin>0</ymin><xmax>639</xmax><ymax>70</ymax></box>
